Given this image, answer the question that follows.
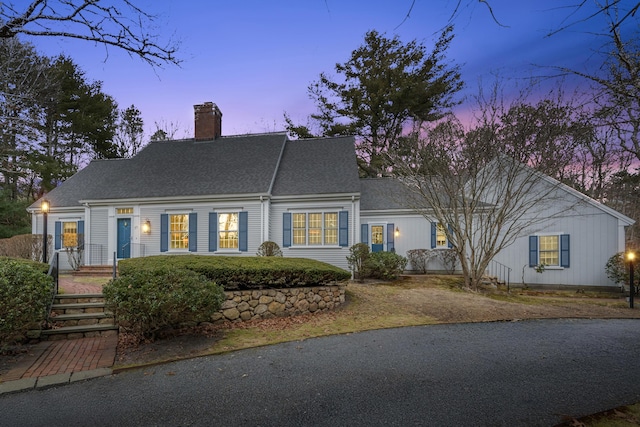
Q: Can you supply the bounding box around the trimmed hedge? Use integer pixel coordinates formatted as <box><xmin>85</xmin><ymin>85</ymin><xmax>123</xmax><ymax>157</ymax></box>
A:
<box><xmin>367</xmin><ymin>251</ymin><xmax>408</xmax><ymax>280</ymax></box>
<box><xmin>0</xmin><ymin>258</ymin><xmax>53</xmax><ymax>346</ymax></box>
<box><xmin>0</xmin><ymin>256</ymin><xmax>49</xmax><ymax>274</ymax></box>
<box><xmin>118</xmin><ymin>255</ymin><xmax>351</xmax><ymax>290</ymax></box>
<box><xmin>103</xmin><ymin>268</ymin><xmax>225</xmax><ymax>339</ymax></box>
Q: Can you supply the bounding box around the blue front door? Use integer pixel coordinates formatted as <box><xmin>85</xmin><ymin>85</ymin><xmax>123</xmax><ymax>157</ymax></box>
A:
<box><xmin>117</xmin><ymin>218</ymin><xmax>131</xmax><ymax>259</ymax></box>
<box><xmin>371</xmin><ymin>225</ymin><xmax>384</xmax><ymax>253</ymax></box>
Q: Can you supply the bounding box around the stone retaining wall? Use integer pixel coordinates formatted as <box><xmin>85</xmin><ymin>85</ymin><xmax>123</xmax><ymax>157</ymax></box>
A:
<box><xmin>210</xmin><ymin>285</ymin><xmax>346</xmax><ymax>323</ymax></box>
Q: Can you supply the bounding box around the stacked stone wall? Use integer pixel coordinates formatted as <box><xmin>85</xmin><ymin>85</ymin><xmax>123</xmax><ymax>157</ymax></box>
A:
<box><xmin>210</xmin><ymin>285</ymin><xmax>346</xmax><ymax>323</ymax></box>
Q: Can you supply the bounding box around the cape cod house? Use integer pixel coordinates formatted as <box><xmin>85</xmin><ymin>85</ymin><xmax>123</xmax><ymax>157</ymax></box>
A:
<box><xmin>29</xmin><ymin>102</ymin><xmax>634</xmax><ymax>288</ymax></box>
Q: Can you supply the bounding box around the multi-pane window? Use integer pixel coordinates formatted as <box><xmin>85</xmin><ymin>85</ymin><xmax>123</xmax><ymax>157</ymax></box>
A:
<box><xmin>116</xmin><ymin>208</ymin><xmax>133</xmax><ymax>215</ymax></box>
<box><xmin>219</xmin><ymin>213</ymin><xmax>238</xmax><ymax>249</ymax></box>
<box><xmin>62</xmin><ymin>222</ymin><xmax>78</xmax><ymax>247</ymax></box>
<box><xmin>539</xmin><ymin>235</ymin><xmax>559</xmax><ymax>266</ymax></box>
<box><xmin>292</xmin><ymin>212</ymin><xmax>339</xmax><ymax>246</ymax></box>
<box><xmin>170</xmin><ymin>214</ymin><xmax>189</xmax><ymax>249</ymax></box>
<box><xmin>371</xmin><ymin>225</ymin><xmax>384</xmax><ymax>246</ymax></box>
<box><xmin>293</xmin><ymin>213</ymin><xmax>307</xmax><ymax>245</ymax></box>
<box><xmin>324</xmin><ymin>213</ymin><xmax>338</xmax><ymax>245</ymax></box>
<box><xmin>436</xmin><ymin>223</ymin><xmax>447</xmax><ymax>247</ymax></box>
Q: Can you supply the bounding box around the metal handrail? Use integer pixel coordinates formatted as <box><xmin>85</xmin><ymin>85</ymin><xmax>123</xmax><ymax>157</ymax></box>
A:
<box><xmin>486</xmin><ymin>259</ymin><xmax>511</xmax><ymax>290</ymax></box>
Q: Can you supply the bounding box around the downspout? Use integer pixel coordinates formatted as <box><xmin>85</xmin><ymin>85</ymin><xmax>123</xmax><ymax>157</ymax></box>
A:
<box><xmin>260</xmin><ymin>195</ymin><xmax>264</xmax><ymax>243</ymax></box>
<box><xmin>351</xmin><ymin>195</ymin><xmax>356</xmax><ymax>248</ymax></box>
<box><xmin>83</xmin><ymin>203</ymin><xmax>90</xmax><ymax>266</ymax></box>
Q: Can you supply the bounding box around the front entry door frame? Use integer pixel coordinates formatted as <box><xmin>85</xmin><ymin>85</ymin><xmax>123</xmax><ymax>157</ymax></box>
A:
<box><xmin>371</xmin><ymin>224</ymin><xmax>385</xmax><ymax>253</ymax></box>
<box><xmin>117</xmin><ymin>218</ymin><xmax>131</xmax><ymax>259</ymax></box>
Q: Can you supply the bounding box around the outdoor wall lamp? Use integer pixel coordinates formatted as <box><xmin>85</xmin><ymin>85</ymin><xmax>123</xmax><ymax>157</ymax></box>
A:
<box><xmin>394</xmin><ymin>226</ymin><xmax>400</xmax><ymax>237</ymax></box>
<box><xmin>627</xmin><ymin>251</ymin><xmax>635</xmax><ymax>309</ymax></box>
<box><xmin>142</xmin><ymin>219</ymin><xmax>151</xmax><ymax>234</ymax></box>
<box><xmin>41</xmin><ymin>199</ymin><xmax>50</xmax><ymax>264</ymax></box>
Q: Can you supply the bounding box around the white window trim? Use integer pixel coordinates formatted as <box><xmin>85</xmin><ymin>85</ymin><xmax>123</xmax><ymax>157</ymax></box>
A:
<box><xmin>168</xmin><ymin>213</ymin><xmax>190</xmax><ymax>252</ymax></box>
<box><xmin>217</xmin><ymin>211</ymin><xmax>240</xmax><ymax>253</ymax></box>
<box><xmin>291</xmin><ymin>210</ymin><xmax>340</xmax><ymax>248</ymax></box>
<box><xmin>435</xmin><ymin>223</ymin><xmax>448</xmax><ymax>248</ymax></box>
<box><xmin>534</xmin><ymin>232</ymin><xmax>565</xmax><ymax>270</ymax></box>
<box><xmin>61</xmin><ymin>220</ymin><xmax>79</xmax><ymax>249</ymax></box>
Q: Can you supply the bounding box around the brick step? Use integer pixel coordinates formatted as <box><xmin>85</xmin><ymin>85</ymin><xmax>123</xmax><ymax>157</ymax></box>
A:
<box><xmin>40</xmin><ymin>324</ymin><xmax>119</xmax><ymax>341</ymax></box>
<box><xmin>72</xmin><ymin>266</ymin><xmax>114</xmax><ymax>277</ymax></box>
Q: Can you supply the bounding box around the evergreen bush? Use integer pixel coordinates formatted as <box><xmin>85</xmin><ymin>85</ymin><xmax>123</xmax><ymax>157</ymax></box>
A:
<box><xmin>366</xmin><ymin>251</ymin><xmax>408</xmax><ymax>280</ymax></box>
<box><xmin>103</xmin><ymin>268</ymin><xmax>226</xmax><ymax>339</ymax></box>
<box><xmin>0</xmin><ymin>259</ymin><xmax>53</xmax><ymax>346</ymax></box>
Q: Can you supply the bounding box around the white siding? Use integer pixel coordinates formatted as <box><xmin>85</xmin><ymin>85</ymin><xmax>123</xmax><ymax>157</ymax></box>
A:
<box><xmin>138</xmin><ymin>200</ymin><xmax>263</xmax><ymax>258</ymax></box>
<box><xmin>360</xmin><ymin>213</ymin><xmax>451</xmax><ymax>272</ymax></box>
<box><xmin>493</xmin><ymin>205</ymin><xmax>621</xmax><ymax>287</ymax></box>
<box><xmin>270</xmin><ymin>199</ymin><xmax>356</xmax><ymax>271</ymax></box>
<box><xmin>46</xmin><ymin>210</ymin><xmax>84</xmax><ymax>271</ymax></box>
<box><xmin>88</xmin><ymin>208</ymin><xmax>109</xmax><ymax>265</ymax></box>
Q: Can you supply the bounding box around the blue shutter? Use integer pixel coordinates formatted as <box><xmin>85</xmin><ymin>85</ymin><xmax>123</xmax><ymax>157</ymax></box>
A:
<box><xmin>160</xmin><ymin>214</ymin><xmax>168</xmax><ymax>252</ymax></box>
<box><xmin>430</xmin><ymin>222</ymin><xmax>436</xmax><ymax>249</ymax></box>
<box><xmin>77</xmin><ymin>220</ymin><xmax>85</xmax><ymax>249</ymax></box>
<box><xmin>283</xmin><ymin>212</ymin><xmax>291</xmax><ymax>248</ymax></box>
<box><xmin>447</xmin><ymin>224</ymin><xmax>453</xmax><ymax>248</ymax></box>
<box><xmin>239</xmin><ymin>211</ymin><xmax>248</xmax><ymax>252</ymax></box>
<box><xmin>529</xmin><ymin>236</ymin><xmax>538</xmax><ymax>267</ymax></box>
<box><xmin>188</xmin><ymin>213</ymin><xmax>197</xmax><ymax>252</ymax></box>
<box><xmin>560</xmin><ymin>234</ymin><xmax>570</xmax><ymax>268</ymax></box>
<box><xmin>387</xmin><ymin>223</ymin><xmax>395</xmax><ymax>252</ymax></box>
<box><xmin>361</xmin><ymin>224</ymin><xmax>369</xmax><ymax>245</ymax></box>
<box><xmin>54</xmin><ymin>221</ymin><xmax>62</xmax><ymax>250</ymax></box>
<box><xmin>209</xmin><ymin>212</ymin><xmax>218</xmax><ymax>252</ymax></box>
<box><xmin>339</xmin><ymin>211</ymin><xmax>348</xmax><ymax>247</ymax></box>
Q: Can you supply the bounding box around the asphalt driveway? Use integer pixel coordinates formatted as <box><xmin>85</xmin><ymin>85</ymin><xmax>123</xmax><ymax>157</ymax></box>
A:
<box><xmin>1</xmin><ymin>319</ymin><xmax>639</xmax><ymax>426</ymax></box>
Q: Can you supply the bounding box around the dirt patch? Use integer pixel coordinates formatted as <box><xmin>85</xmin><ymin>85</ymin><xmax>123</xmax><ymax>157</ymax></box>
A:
<box><xmin>112</xmin><ymin>275</ymin><xmax>640</xmax><ymax>368</ymax></box>
<box><xmin>3</xmin><ymin>275</ymin><xmax>638</xmax><ymax>374</ymax></box>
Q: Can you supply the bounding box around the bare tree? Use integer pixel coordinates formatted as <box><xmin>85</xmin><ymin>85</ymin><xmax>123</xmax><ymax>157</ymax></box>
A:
<box><xmin>0</xmin><ymin>1</ymin><xmax>180</xmax><ymax>67</ymax></box>
<box><xmin>390</xmin><ymin>88</ymin><xmax>585</xmax><ymax>290</ymax></box>
<box><xmin>550</xmin><ymin>3</ymin><xmax>640</xmax><ymax>165</ymax></box>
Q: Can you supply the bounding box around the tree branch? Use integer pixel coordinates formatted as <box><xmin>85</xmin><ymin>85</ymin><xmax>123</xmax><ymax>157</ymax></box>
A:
<box><xmin>0</xmin><ymin>1</ymin><xmax>180</xmax><ymax>67</ymax></box>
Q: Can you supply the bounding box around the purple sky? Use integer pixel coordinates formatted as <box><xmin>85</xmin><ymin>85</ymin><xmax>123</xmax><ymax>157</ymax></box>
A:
<box><xmin>25</xmin><ymin>0</ymin><xmax>613</xmax><ymax>139</ymax></box>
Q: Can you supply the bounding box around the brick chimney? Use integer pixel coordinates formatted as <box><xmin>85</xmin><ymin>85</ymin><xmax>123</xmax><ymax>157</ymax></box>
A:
<box><xmin>194</xmin><ymin>102</ymin><xmax>222</xmax><ymax>140</ymax></box>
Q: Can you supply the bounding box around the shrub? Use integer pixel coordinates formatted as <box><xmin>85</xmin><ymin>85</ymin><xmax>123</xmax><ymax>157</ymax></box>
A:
<box><xmin>103</xmin><ymin>268</ymin><xmax>226</xmax><ymax>340</ymax></box>
<box><xmin>0</xmin><ymin>234</ymin><xmax>51</xmax><ymax>261</ymax></box>
<box><xmin>346</xmin><ymin>243</ymin><xmax>370</xmax><ymax>282</ymax></box>
<box><xmin>366</xmin><ymin>251</ymin><xmax>408</xmax><ymax>280</ymax></box>
<box><xmin>117</xmin><ymin>255</ymin><xmax>350</xmax><ymax>291</ymax></box>
<box><xmin>0</xmin><ymin>259</ymin><xmax>53</xmax><ymax>346</ymax></box>
<box><xmin>257</xmin><ymin>241</ymin><xmax>283</xmax><ymax>257</ymax></box>
<box><xmin>406</xmin><ymin>249</ymin><xmax>436</xmax><ymax>273</ymax></box>
<box><xmin>438</xmin><ymin>249</ymin><xmax>458</xmax><ymax>274</ymax></box>
<box><xmin>605</xmin><ymin>252</ymin><xmax>639</xmax><ymax>288</ymax></box>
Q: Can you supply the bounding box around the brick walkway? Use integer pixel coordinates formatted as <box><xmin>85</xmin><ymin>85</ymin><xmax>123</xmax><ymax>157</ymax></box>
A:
<box><xmin>58</xmin><ymin>275</ymin><xmax>108</xmax><ymax>294</ymax></box>
<box><xmin>0</xmin><ymin>275</ymin><xmax>117</xmax><ymax>393</ymax></box>
<box><xmin>1</xmin><ymin>335</ymin><xmax>117</xmax><ymax>382</ymax></box>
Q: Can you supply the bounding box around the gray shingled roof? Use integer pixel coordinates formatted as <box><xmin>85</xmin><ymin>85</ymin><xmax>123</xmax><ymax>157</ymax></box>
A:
<box><xmin>271</xmin><ymin>136</ymin><xmax>360</xmax><ymax>196</ymax></box>
<box><xmin>360</xmin><ymin>178</ymin><xmax>416</xmax><ymax>211</ymax></box>
<box><xmin>32</xmin><ymin>133</ymin><xmax>288</xmax><ymax>208</ymax></box>
<box><xmin>31</xmin><ymin>133</ymin><xmax>362</xmax><ymax>209</ymax></box>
